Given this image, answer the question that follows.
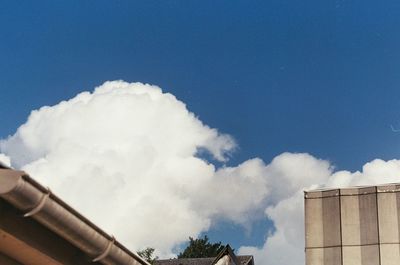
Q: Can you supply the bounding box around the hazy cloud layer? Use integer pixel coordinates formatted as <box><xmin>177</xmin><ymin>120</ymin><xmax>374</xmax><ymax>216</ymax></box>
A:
<box><xmin>1</xmin><ymin>81</ymin><xmax>399</xmax><ymax>264</ymax></box>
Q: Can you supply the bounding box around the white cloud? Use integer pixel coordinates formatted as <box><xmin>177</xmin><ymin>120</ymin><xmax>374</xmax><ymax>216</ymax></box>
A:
<box><xmin>239</xmin><ymin>191</ymin><xmax>305</xmax><ymax>265</ymax></box>
<box><xmin>2</xmin><ymin>80</ymin><xmax>400</xmax><ymax>264</ymax></box>
<box><xmin>0</xmin><ymin>153</ymin><xmax>11</xmax><ymax>167</ymax></box>
<box><xmin>0</xmin><ymin>81</ymin><xmax>265</xmax><ymax>256</ymax></box>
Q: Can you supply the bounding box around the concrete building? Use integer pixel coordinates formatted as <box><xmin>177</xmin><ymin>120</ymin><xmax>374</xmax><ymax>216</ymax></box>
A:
<box><xmin>305</xmin><ymin>184</ymin><xmax>400</xmax><ymax>265</ymax></box>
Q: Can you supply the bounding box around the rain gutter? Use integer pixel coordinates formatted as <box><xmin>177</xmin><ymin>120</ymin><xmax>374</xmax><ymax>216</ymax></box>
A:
<box><xmin>0</xmin><ymin>167</ymin><xmax>149</xmax><ymax>265</ymax></box>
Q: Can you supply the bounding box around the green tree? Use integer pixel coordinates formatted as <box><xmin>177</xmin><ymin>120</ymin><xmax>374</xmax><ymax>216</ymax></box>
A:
<box><xmin>178</xmin><ymin>235</ymin><xmax>225</xmax><ymax>258</ymax></box>
<box><xmin>137</xmin><ymin>247</ymin><xmax>158</xmax><ymax>264</ymax></box>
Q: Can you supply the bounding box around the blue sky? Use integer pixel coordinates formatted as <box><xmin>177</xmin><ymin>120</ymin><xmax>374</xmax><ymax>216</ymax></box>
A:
<box><xmin>1</xmin><ymin>0</ymin><xmax>400</xmax><ymax>259</ymax></box>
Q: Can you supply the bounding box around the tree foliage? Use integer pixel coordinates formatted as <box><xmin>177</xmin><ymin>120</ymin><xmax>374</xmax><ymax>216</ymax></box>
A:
<box><xmin>137</xmin><ymin>247</ymin><xmax>158</xmax><ymax>264</ymax></box>
<box><xmin>178</xmin><ymin>235</ymin><xmax>225</xmax><ymax>258</ymax></box>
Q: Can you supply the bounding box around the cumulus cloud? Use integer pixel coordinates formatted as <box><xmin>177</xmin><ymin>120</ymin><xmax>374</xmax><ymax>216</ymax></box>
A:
<box><xmin>0</xmin><ymin>81</ymin><xmax>265</xmax><ymax>256</ymax></box>
<box><xmin>2</xmin><ymin>80</ymin><xmax>400</xmax><ymax>264</ymax></box>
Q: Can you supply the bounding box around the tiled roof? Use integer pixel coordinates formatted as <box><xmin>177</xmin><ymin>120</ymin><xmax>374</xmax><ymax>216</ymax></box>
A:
<box><xmin>237</xmin><ymin>256</ymin><xmax>254</xmax><ymax>265</ymax></box>
<box><xmin>154</xmin><ymin>257</ymin><xmax>214</xmax><ymax>265</ymax></box>
<box><xmin>154</xmin><ymin>255</ymin><xmax>253</xmax><ymax>265</ymax></box>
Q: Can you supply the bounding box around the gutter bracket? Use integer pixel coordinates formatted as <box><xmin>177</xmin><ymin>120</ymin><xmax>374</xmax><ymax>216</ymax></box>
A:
<box><xmin>24</xmin><ymin>188</ymin><xmax>51</xmax><ymax>217</ymax></box>
<box><xmin>93</xmin><ymin>236</ymin><xmax>115</xmax><ymax>262</ymax></box>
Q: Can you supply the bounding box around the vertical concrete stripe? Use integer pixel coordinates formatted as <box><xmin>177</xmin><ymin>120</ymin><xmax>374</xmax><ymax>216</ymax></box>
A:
<box><xmin>305</xmin><ymin>196</ymin><xmax>325</xmax><ymax>265</ymax></box>
<box><xmin>396</xmin><ymin>192</ymin><xmax>400</xmax><ymax>265</ymax></box>
<box><xmin>305</xmin><ymin>197</ymin><xmax>324</xmax><ymax>248</ymax></box>
<box><xmin>341</xmin><ymin>195</ymin><xmax>361</xmax><ymax>246</ymax></box>
<box><xmin>359</xmin><ymin>193</ymin><xmax>379</xmax><ymax>265</ymax></box>
<box><xmin>341</xmin><ymin>194</ymin><xmax>361</xmax><ymax>265</ymax></box>
<box><xmin>359</xmin><ymin>193</ymin><xmax>378</xmax><ymax>245</ymax></box>
<box><xmin>323</xmin><ymin>196</ymin><xmax>341</xmax><ymax>247</ymax></box>
<box><xmin>339</xmin><ymin>190</ymin><xmax>343</xmax><ymax>265</ymax></box>
<box><xmin>396</xmin><ymin>193</ymin><xmax>400</xmax><ymax>244</ymax></box>
<box><xmin>375</xmin><ymin>188</ymin><xmax>381</xmax><ymax>265</ymax></box>
<box><xmin>323</xmin><ymin>196</ymin><xmax>341</xmax><ymax>265</ymax></box>
<box><xmin>377</xmin><ymin>193</ymin><xmax>398</xmax><ymax>243</ymax></box>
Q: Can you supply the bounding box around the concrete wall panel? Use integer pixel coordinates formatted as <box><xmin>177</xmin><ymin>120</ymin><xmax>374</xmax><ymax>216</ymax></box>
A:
<box><xmin>377</xmin><ymin>193</ymin><xmax>398</xmax><ymax>243</ymax></box>
<box><xmin>323</xmin><ymin>247</ymin><xmax>341</xmax><ymax>265</ymax></box>
<box><xmin>322</xmin><ymin>196</ymin><xmax>341</xmax><ymax>247</ymax></box>
<box><xmin>341</xmin><ymin>195</ymin><xmax>361</xmax><ymax>245</ymax></box>
<box><xmin>305</xmin><ymin>197</ymin><xmax>323</xmax><ymax>248</ymax></box>
<box><xmin>306</xmin><ymin>248</ymin><xmax>324</xmax><ymax>265</ymax></box>
<box><xmin>343</xmin><ymin>246</ymin><xmax>361</xmax><ymax>265</ymax></box>
<box><xmin>359</xmin><ymin>194</ymin><xmax>379</xmax><ymax>245</ymax></box>
<box><xmin>360</xmin><ymin>245</ymin><xmax>379</xmax><ymax>265</ymax></box>
<box><xmin>380</xmin><ymin>245</ymin><xmax>400</xmax><ymax>265</ymax></box>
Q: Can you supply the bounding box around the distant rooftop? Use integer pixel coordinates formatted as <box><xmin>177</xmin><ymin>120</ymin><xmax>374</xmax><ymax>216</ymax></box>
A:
<box><xmin>155</xmin><ymin>255</ymin><xmax>253</xmax><ymax>265</ymax></box>
<box><xmin>154</xmin><ymin>245</ymin><xmax>254</xmax><ymax>265</ymax></box>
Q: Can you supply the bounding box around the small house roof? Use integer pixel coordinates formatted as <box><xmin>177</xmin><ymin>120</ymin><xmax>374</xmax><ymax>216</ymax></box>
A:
<box><xmin>155</xmin><ymin>245</ymin><xmax>254</xmax><ymax>265</ymax></box>
<box><xmin>155</xmin><ymin>256</ymin><xmax>253</xmax><ymax>265</ymax></box>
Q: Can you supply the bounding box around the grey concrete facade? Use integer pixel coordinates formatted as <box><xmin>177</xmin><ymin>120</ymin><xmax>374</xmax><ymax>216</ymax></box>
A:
<box><xmin>305</xmin><ymin>184</ymin><xmax>400</xmax><ymax>265</ymax></box>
